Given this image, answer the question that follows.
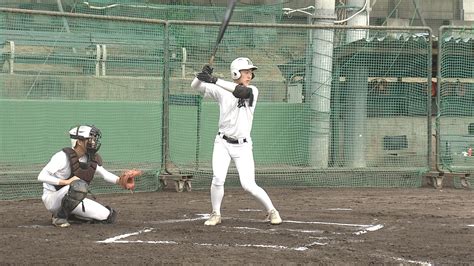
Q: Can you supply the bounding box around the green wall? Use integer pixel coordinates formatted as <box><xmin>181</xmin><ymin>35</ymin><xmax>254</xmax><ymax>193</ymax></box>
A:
<box><xmin>0</xmin><ymin>100</ymin><xmax>308</xmax><ymax>168</ymax></box>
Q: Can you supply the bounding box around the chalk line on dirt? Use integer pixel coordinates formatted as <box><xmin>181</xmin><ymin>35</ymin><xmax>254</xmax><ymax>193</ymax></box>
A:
<box><xmin>238</xmin><ymin>209</ymin><xmax>262</xmax><ymax>212</ymax></box>
<box><xmin>97</xmin><ymin>214</ymin><xmax>383</xmax><ymax>251</ymax></box>
<box><xmin>106</xmin><ymin>240</ymin><xmax>178</xmax><ymax>244</ymax></box>
<box><xmin>18</xmin><ymin>225</ymin><xmax>51</xmax><ymax>228</ymax></box>
<box><xmin>97</xmin><ymin>227</ymin><xmax>326</xmax><ymax>251</ymax></box>
<box><xmin>239</xmin><ymin>208</ymin><xmax>353</xmax><ymax>212</ymax></box>
<box><xmin>231</xmin><ymin>226</ymin><xmax>325</xmax><ymax>234</ymax></box>
<box><xmin>193</xmin><ymin>241</ymin><xmax>327</xmax><ymax>251</ymax></box>
<box><xmin>284</xmin><ymin>219</ymin><xmax>384</xmax><ymax>229</ymax></box>
<box><xmin>353</xmin><ymin>224</ymin><xmax>384</xmax><ymax>235</ymax></box>
<box><xmin>391</xmin><ymin>256</ymin><xmax>432</xmax><ymax>266</ymax></box>
<box><xmin>143</xmin><ymin>214</ymin><xmax>384</xmax><ymax>232</ymax></box>
<box><xmin>97</xmin><ymin>228</ymin><xmax>154</xmax><ymax>243</ymax></box>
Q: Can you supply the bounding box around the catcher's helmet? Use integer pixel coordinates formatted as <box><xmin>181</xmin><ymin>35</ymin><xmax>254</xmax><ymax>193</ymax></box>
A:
<box><xmin>230</xmin><ymin>57</ymin><xmax>257</xmax><ymax>80</ymax></box>
<box><xmin>69</xmin><ymin>125</ymin><xmax>101</xmax><ymax>154</ymax></box>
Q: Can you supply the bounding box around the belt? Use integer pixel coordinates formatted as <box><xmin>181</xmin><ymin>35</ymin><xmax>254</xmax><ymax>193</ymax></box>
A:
<box><xmin>218</xmin><ymin>132</ymin><xmax>247</xmax><ymax>144</ymax></box>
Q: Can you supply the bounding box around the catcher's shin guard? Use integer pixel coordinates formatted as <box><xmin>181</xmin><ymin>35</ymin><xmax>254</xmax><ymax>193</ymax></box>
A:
<box><xmin>70</xmin><ymin>206</ymin><xmax>117</xmax><ymax>224</ymax></box>
<box><xmin>104</xmin><ymin>206</ymin><xmax>117</xmax><ymax>224</ymax></box>
<box><xmin>57</xmin><ymin>179</ymin><xmax>88</xmax><ymax>218</ymax></box>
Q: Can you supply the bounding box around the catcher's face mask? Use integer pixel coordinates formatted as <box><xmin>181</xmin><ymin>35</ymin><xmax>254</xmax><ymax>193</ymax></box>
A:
<box><xmin>70</xmin><ymin>125</ymin><xmax>102</xmax><ymax>157</ymax></box>
<box><xmin>85</xmin><ymin>127</ymin><xmax>101</xmax><ymax>157</ymax></box>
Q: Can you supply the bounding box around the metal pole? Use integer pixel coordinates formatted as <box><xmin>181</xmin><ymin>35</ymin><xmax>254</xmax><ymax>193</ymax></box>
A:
<box><xmin>161</xmin><ymin>22</ymin><xmax>171</xmax><ymax>173</ymax></box>
<box><xmin>195</xmin><ymin>97</ymin><xmax>202</xmax><ymax>170</ymax></box>
<box><xmin>307</xmin><ymin>0</ymin><xmax>336</xmax><ymax>168</ymax></box>
<box><xmin>346</xmin><ymin>0</ymin><xmax>368</xmax><ymax>42</ymax></box>
<box><xmin>344</xmin><ymin>66</ymin><xmax>368</xmax><ymax>168</ymax></box>
<box><xmin>56</xmin><ymin>0</ymin><xmax>76</xmax><ymax>53</ymax></box>
<box><xmin>345</xmin><ymin>0</ymin><xmax>369</xmax><ymax>168</ymax></box>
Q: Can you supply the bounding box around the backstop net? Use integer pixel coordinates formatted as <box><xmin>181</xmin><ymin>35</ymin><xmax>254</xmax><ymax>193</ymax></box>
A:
<box><xmin>437</xmin><ymin>26</ymin><xmax>474</xmax><ymax>175</ymax></box>
<box><xmin>0</xmin><ymin>5</ymin><xmax>432</xmax><ymax>199</ymax></box>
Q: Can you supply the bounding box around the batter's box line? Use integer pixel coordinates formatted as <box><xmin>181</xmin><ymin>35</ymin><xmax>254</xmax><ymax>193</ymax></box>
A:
<box><xmin>220</xmin><ymin>216</ymin><xmax>384</xmax><ymax>235</ymax></box>
<box><xmin>97</xmin><ymin>227</ymin><xmax>327</xmax><ymax>251</ymax></box>
<box><xmin>193</xmin><ymin>241</ymin><xmax>328</xmax><ymax>251</ymax></box>
<box><xmin>280</xmin><ymin>220</ymin><xmax>385</xmax><ymax>236</ymax></box>
<box><xmin>229</xmin><ymin>225</ymin><xmax>326</xmax><ymax>234</ymax></box>
<box><xmin>96</xmin><ymin>228</ymin><xmax>173</xmax><ymax>244</ymax></box>
<box><xmin>97</xmin><ymin>215</ymin><xmax>384</xmax><ymax>251</ymax></box>
<box><xmin>127</xmin><ymin>214</ymin><xmax>385</xmax><ymax>235</ymax></box>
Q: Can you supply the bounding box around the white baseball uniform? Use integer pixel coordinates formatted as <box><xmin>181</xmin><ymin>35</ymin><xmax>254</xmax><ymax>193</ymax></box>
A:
<box><xmin>191</xmin><ymin>77</ymin><xmax>276</xmax><ymax>215</ymax></box>
<box><xmin>38</xmin><ymin>150</ymin><xmax>119</xmax><ymax>221</ymax></box>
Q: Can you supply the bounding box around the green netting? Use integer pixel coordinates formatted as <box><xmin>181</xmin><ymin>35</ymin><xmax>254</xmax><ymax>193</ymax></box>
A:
<box><xmin>2</xmin><ymin>0</ymin><xmax>285</xmax><ymax>22</ymax></box>
<box><xmin>0</xmin><ymin>6</ymin><xmax>433</xmax><ymax>200</ymax></box>
<box><xmin>0</xmin><ymin>10</ymin><xmax>165</xmax><ymax>199</ymax></box>
<box><xmin>437</xmin><ymin>26</ymin><xmax>474</xmax><ymax>173</ymax></box>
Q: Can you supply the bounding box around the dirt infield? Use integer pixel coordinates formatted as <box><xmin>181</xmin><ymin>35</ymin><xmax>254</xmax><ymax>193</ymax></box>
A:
<box><xmin>0</xmin><ymin>187</ymin><xmax>472</xmax><ymax>265</ymax></box>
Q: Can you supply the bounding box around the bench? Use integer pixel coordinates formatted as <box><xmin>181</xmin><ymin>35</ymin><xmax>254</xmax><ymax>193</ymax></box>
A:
<box><xmin>1</xmin><ymin>40</ymin><xmax>96</xmax><ymax>75</ymax></box>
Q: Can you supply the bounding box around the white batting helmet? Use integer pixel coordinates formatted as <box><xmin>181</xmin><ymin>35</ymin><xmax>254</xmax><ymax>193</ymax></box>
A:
<box><xmin>230</xmin><ymin>57</ymin><xmax>257</xmax><ymax>80</ymax></box>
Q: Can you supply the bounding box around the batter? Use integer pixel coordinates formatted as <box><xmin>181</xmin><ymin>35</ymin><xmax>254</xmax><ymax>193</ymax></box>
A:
<box><xmin>191</xmin><ymin>57</ymin><xmax>282</xmax><ymax>226</ymax></box>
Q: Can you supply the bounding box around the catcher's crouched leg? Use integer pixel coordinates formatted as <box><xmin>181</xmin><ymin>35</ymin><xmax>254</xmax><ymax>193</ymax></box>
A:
<box><xmin>104</xmin><ymin>206</ymin><xmax>117</xmax><ymax>224</ymax></box>
<box><xmin>69</xmin><ymin>205</ymin><xmax>117</xmax><ymax>224</ymax></box>
<box><xmin>68</xmin><ymin>205</ymin><xmax>117</xmax><ymax>224</ymax></box>
<box><xmin>56</xmin><ymin>179</ymin><xmax>88</xmax><ymax>219</ymax></box>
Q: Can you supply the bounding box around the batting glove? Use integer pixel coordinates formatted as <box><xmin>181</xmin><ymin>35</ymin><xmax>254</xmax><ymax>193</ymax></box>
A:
<box><xmin>197</xmin><ymin>71</ymin><xmax>217</xmax><ymax>84</ymax></box>
<box><xmin>202</xmin><ymin>64</ymin><xmax>214</xmax><ymax>75</ymax></box>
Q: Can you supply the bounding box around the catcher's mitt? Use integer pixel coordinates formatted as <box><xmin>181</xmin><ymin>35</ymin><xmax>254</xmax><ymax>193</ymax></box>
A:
<box><xmin>118</xmin><ymin>169</ymin><xmax>142</xmax><ymax>191</ymax></box>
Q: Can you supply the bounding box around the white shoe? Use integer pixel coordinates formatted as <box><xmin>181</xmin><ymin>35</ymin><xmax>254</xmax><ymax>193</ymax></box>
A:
<box><xmin>52</xmin><ymin>216</ymin><xmax>70</xmax><ymax>228</ymax></box>
<box><xmin>266</xmin><ymin>209</ymin><xmax>282</xmax><ymax>225</ymax></box>
<box><xmin>204</xmin><ymin>212</ymin><xmax>221</xmax><ymax>226</ymax></box>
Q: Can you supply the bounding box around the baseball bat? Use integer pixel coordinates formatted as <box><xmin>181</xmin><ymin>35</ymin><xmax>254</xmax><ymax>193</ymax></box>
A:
<box><xmin>209</xmin><ymin>0</ymin><xmax>237</xmax><ymax>65</ymax></box>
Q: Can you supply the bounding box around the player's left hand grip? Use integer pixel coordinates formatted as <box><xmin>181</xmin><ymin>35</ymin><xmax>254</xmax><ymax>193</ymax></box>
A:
<box><xmin>197</xmin><ymin>72</ymin><xmax>217</xmax><ymax>84</ymax></box>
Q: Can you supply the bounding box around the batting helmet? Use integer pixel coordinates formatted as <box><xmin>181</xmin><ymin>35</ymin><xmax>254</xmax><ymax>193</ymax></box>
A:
<box><xmin>230</xmin><ymin>57</ymin><xmax>257</xmax><ymax>80</ymax></box>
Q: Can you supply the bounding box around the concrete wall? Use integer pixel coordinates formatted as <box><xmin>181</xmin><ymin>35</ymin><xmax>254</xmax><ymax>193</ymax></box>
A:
<box><xmin>366</xmin><ymin>117</ymin><xmax>429</xmax><ymax>167</ymax></box>
<box><xmin>371</xmin><ymin>0</ymin><xmax>458</xmax><ymax>21</ymax></box>
<box><xmin>462</xmin><ymin>0</ymin><xmax>474</xmax><ymax>20</ymax></box>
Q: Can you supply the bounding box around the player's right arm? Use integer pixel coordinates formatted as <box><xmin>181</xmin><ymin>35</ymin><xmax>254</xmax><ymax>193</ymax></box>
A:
<box><xmin>192</xmin><ymin>65</ymin><xmax>238</xmax><ymax>101</ymax></box>
<box><xmin>37</xmin><ymin>151</ymin><xmax>79</xmax><ymax>186</ymax></box>
<box><xmin>191</xmin><ymin>77</ymin><xmax>207</xmax><ymax>94</ymax></box>
<box><xmin>191</xmin><ymin>76</ymin><xmax>224</xmax><ymax>101</ymax></box>
<box><xmin>192</xmin><ymin>65</ymin><xmax>251</xmax><ymax>98</ymax></box>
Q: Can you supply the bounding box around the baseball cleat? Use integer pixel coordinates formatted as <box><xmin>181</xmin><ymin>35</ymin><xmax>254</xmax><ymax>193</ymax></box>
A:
<box><xmin>266</xmin><ymin>209</ymin><xmax>282</xmax><ymax>225</ymax></box>
<box><xmin>204</xmin><ymin>212</ymin><xmax>222</xmax><ymax>226</ymax></box>
<box><xmin>52</xmin><ymin>217</ymin><xmax>70</xmax><ymax>228</ymax></box>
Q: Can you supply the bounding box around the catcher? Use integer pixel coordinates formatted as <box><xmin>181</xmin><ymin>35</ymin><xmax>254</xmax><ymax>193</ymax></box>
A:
<box><xmin>37</xmin><ymin>125</ymin><xmax>141</xmax><ymax>228</ymax></box>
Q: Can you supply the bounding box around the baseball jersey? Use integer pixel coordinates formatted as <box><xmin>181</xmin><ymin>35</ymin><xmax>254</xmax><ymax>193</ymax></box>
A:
<box><xmin>38</xmin><ymin>150</ymin><xmax>119</xmax><ymax>192</ymax></box>
<box><xmin>191</xmin><ymin>77</ymin><xmax>258</xmax><ymax>139</ymax></box>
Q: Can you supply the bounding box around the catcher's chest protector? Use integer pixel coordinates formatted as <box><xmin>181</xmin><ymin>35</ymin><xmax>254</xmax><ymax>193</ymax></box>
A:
<box><xmin>62</xmin><ymin>147</ymin><xmax>102</xmax><ymax>184</ymax></box>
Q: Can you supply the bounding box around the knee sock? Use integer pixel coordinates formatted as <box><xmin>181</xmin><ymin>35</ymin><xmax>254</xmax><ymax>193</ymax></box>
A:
<box><xmin>210</xmin><ymin>183</ymin><xmax>224</xmax><ymax>215</ymax></box>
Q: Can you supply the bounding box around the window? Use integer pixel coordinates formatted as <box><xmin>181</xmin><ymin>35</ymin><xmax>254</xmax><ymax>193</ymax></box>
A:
<box><xmin>383</xmin><ymin>135</ymin><xmax>408</xmax><ymax>150</ymax></box>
